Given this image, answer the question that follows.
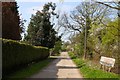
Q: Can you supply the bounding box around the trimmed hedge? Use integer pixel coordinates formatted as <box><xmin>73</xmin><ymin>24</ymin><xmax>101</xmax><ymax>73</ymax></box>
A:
<box><xmin>2</xmin><ymin>39</ymin><xmax>49</xmax><ymax>74</ymax></box>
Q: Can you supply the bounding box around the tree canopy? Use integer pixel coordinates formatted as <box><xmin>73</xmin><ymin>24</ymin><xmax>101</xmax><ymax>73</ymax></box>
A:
<box><xmin>24</xmin><ymin>2</ymin><xmax>59</xmax><ymax>48</ymax></box>
<box><xmin>2</xmin><ymin>2</ymin><xmax>21</xmax><ymax>40</ymax></box>
<box><xmin>59</xmin><ymin>2</ymin><xmax>111</xmax><ymax>59</ymax></box>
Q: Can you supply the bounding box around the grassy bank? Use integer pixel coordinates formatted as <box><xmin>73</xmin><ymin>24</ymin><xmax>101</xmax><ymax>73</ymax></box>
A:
<box><xmin>68</xmin><ymin>52</ymin><xmax>119</xmax><ymax>79</ymax></box>
<box><xmin>4</xmin><ymin>58</ymin><xmax>54</xmax><ymax>79</ymax></box>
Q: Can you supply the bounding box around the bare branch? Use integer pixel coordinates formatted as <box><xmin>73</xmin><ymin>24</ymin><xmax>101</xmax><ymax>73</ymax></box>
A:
<box><xmin>96</xmin><ymin>1</ymin><xmax>120</xmax><ymax>10</ymax></box>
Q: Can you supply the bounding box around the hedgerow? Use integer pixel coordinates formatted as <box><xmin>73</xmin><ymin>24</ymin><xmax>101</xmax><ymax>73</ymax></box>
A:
<box><xmin>2</xmin><ymin>39</ymin><xmax>49</xmax><ymax>74</ymax></box>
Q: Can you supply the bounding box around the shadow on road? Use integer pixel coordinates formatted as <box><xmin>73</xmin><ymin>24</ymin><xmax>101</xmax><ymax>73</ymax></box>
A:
<box><xmin>30</xmin><ymin>52</ymin><xmax>83</xmax><ymax>79</ymax></box>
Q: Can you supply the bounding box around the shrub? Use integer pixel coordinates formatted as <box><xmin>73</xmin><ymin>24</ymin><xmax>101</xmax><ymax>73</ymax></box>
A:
<box><xmin>51</xmin><ymin>41</ymin><xmax>62</xmax><ymax>56</ymax></box>
<box><xmin>2</xmin><ymin>39</ymin><xmax>49</xmax><ymax>74</ymax></box>
<box><xmin>73</xmin><ymin>58</ymin><xmax>86</xmax><ymax>68</ymax></box>
<box><xmin>68</xmin><ymin>52</ymin><xmax>77</xmax><ymax>59</ymax></box>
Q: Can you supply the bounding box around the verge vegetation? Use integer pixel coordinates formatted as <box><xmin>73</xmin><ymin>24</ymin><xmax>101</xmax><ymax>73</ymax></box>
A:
<box><xmin>4</xmin><ymin>58</ymin><xmax>53</xmax><ymax>79</ymax></box>
<box><xmin>68</xmin><ymin>52</ymin><xmax>119</xmax><ymax>79</ymax></box>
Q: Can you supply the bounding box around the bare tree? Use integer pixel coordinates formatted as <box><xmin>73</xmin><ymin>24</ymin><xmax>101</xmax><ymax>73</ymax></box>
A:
<box><xmin>96</xmin><ymin>1</ymin><xmax>120</xmax><ymax>17</ymax></box>
<box><xmin>59</xmin><ymin>1</ymin><xmax>111</xmax><ymax>59</ymax></box>
<box><xmin>96</xmin><ymin>1</ymin><xmax>120</xmax><ymax>10</ymax></box>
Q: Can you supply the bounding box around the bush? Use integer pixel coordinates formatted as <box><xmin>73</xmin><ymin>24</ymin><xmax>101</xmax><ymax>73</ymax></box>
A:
<box><xmin>73</xmin><ymin>58</ymin><xmax>86</xmax><ymax>68</ymax></box>
<box><xmin>51</xmin><ymin>41</ymin><xmax>62</xmax><ymax>56</ymax></box>
<box><xmin>68</xmin><ymin>52</ymin><xmax>77</xmax><ymax>59</ymax></box>
<box><xmin>2</xmin><ymin>39</ymin><xmax>49</xmax><ymax>74</ymax></box>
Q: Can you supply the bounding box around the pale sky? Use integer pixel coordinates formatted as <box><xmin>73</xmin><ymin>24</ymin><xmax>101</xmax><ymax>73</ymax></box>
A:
<box><xmin>16</xmin><ymin>0</ymin><xmax>118</xmax><ymax>42</ymax></box>
<box><xmin>16</xmin><ymin>0</ymin><xmax>118</xmax><ymax>2</ymax></box>
<box><xmin>17</xmin><ymin>1</ymin><xmax>80</xmax><ymax>42</ymax></box>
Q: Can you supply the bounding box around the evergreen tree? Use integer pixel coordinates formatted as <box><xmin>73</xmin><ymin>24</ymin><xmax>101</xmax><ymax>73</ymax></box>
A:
<box><xmin>25</xmin><ymin>2</ymin><xmax>58</xmax><ymax>48</ymax></box>
<box><xmin>2</xmin><ymin>2</ymin><xmax>21</xmax><ymax>40</ymax></box>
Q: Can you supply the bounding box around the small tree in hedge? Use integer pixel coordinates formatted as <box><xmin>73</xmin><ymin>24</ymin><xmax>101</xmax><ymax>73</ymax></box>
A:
<box><xmin>51</xmin><ymin>36</ymin><xmax>62</xmax><ymax>55</ymax></box>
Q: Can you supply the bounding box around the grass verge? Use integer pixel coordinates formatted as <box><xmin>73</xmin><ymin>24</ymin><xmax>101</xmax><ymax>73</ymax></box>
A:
<box><xmin>4</xmin><ymin>58</ymin><xmax>54</xmax><ymax>79</ymax></box>
<box><xmin>68</xmin><ymin>52</ymin><xmax>119</xmax><ymax>79</ymax></box>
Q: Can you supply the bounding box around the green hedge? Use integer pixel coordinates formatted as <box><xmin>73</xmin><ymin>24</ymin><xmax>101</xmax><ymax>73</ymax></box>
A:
<box><xmin>2</xmin><ymin>39</ymin><xmax>49</xmax><ymax>73</ymax></box>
